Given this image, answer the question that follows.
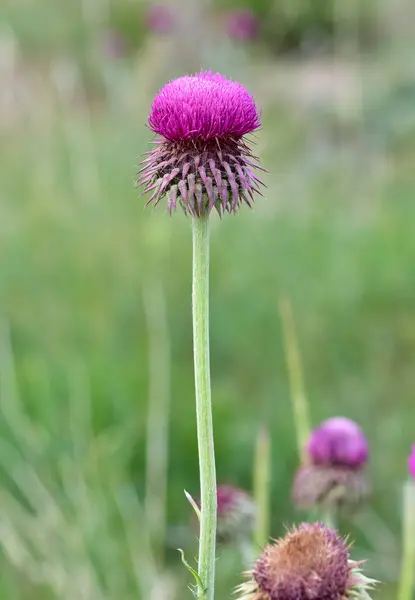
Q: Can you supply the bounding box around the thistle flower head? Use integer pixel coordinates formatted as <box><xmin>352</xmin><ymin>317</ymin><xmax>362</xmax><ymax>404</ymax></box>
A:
<box><xmin>145</xmin><ymin>4</ymin><xmax>174</xmax><ymax>34</ymax></box>
<box><xmin>137</xmin><ymin>70</ymin><xmax>264</xmax><ymax>216</ymax></box>
<box><xmin>148</xmin><ymin>71</ymin><xmax>260</xmax><ymax>142</ymax></box>
<box><xmin>235</xmin><ymin>523</ymin><xmax>377</xmax><ymax>600</ymax></box>
<box><xmin>307</xmin><ymin>417</ymin><xmax>368</xmax><ymax>469</ymax></box>
<box><xmin>226</xmin><ymin>10</ymin><xmax>260</xmax><ymax>41</ymax></box>
<box><xmin>216</xmin><ymin>484</ymin><xmax>256</xmax><ymax>543</ymax></box>
<box><xmin>292</xmin><ymin>418</ymin><xmax>369</xmax><ymax>512</ymax></box>
<box><xmin>409</xmin><ymin>445</ymin><xmax>415</xmax><ymax>479</ymax></box>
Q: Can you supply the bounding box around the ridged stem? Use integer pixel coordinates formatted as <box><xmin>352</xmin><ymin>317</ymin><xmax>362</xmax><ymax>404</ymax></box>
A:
<box><xmin>320</xmin><ymin>507</ymin><xmax>337</xmax><ymax>530</ymax></box>
<box><xmin>192</xmin><ymin>216</ymin><xmax>217</xmax><ymax>600</ymax></box>
<box><xmin>397</xmin><ymin>480</ymin><xmax>415</xmax><ymax>600</ymax></box>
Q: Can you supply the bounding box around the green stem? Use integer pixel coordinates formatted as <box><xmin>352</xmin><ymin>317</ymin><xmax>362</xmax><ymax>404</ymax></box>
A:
<box><xmin>192</xmin><ymin>216</ymin><xmax>217</xmax><ymax>600</ymax></box>
<box><xmin>239</xmin><ymin>539</ymin><xmax>255</xmax><ymax>569</ymax></box>
<box><xmin>397</xmin><ymin>480</ymin><xmax>415</xmax><ymax>600</ymax></box>
<box><xmin>320</xmin><ymin>507</ymin><xmax>337</xmax><ymax>530</ymax></box>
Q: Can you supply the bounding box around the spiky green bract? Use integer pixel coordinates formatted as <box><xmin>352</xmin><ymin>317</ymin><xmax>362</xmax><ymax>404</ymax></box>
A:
<box><xmin>137</xmin><ymin>136</ymin><xmax>264</xmax><ymax>216</ymax></box>
<box><xmin>292</xmin><ymin>464</ymin><xmax>370</xmax><ymax>512</ymax></box>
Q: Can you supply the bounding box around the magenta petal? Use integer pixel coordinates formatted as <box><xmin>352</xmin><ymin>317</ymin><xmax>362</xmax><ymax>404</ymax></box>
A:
<box><xmin>307</xmin><ymin>417</ymin><xmax>368</xmax><ymax>469</ymax></box>
<box><xmin>148</xmin><ymin>70</ymin><xmax>261</xmax><ymax>142</ymax></box>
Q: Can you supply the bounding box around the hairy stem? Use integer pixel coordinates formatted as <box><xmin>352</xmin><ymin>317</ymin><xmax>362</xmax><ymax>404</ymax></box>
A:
<box><xmin>192</xmin><ymin>216</ymin><xmax>217</xmax><ymax>600</ymax></box>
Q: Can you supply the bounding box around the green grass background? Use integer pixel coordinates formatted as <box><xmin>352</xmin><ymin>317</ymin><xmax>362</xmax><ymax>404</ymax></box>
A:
<box><xmin>1</xmin><ymin>0</ymin><xmax>414</xmax><ymax>598</ymax></box>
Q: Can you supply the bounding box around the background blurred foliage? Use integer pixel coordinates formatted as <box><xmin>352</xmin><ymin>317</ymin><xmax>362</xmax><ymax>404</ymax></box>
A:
<box><xmin>0</xmin><ymin>0</ymin><xmax>392</xmax><ymax>58</ymax></box>
<box><xmin>219</xmin><ymin>0</ymin><xmax>379</xmax><ymax>52</ymax></box>
<box><xmin>1</xmin><ymin>0</ymin><xmax>415</xmax><ymax>599</ymax></box>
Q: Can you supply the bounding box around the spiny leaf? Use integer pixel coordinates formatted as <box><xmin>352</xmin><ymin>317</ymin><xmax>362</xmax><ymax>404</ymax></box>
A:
<box><xmin>178</xmin><ymin>548</ymin><xmax>204</xmax><ymax>598</ymax></box>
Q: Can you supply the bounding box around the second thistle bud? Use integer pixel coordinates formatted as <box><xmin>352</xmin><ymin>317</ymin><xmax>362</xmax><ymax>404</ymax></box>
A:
<box><xmin>216</xmin><ymin>485</ymin><xmax>256</xmax><ymax>544</ymax></box>
<box><xmin>292</xmin><ymin>417</ymin><xmax>370</xmax><ymax>512</ymax></box>
<box><xmin>193</xmin><ymin>485</ymin><xmax>256</xmax><ymax>544</ymax></box>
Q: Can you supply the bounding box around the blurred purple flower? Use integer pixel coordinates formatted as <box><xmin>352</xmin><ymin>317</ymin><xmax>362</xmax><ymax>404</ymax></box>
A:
<box><xmin>99</xmin><ymin>30</ymin><xmax>127</xmax><ymax>60</ymax></box>
<box><xmin>292</xmin><ymin>417</ymin><xmax>370</xmax><ymax>512</ymax></box>
<box><xmin>192</xmin><ymin>484</ymin><xmax>256</xmax><ymax>544</ymax></box>
<box><xmin>216</xmin><ymin>484</ymin><xmax>256</xmax><ymax>543</ymax></box>
<box><xmin>145</xmin><ymin>4</ymin><xmax>174</xmax><ymax>34</ymax></box>
<box><xmin>226</xmin><ymin>9</ymin><xmax>259</xmax><ymax>42</ymax></box>
<box><xmin>409</xmin><ymin>445</ymin><xmax>415</xmax><ymax>479</ymax></box>
<box><xmin>137</xmin><ymin>70</ymin><xmax>264</xmax><ymax>216</ymax></box>
<box><xmin>307</xmin><ymin>417</ymin><xmax>368</xmax><ymax>469</ymax></box>
<box><xmin>293</xmin><ymin>463</ymin><xmax>369</xmax><ymax>511</ymax></box>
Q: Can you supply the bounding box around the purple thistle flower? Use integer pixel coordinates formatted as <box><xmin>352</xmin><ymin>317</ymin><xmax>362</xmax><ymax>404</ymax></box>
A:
<box><xmin>148</xmin><ymin>71</ymin><xmax>260</xmax><ymax>142</ymax></box>
<box><xmin>409</xmin><ymin>445</ymin><xmax>415</xmax><ymax>479</ymax></box>
<box><xmin>292</xmin><ymin>418</ymin><xmax>370</xmax><ymax>512</ymax></box>
<box><xmin>235</xmin><ymin>522</ymin><xmax>376</xmax><ymax>600</ymax></box>
<box><xmin>145</xmin><ymin>4</ymin><xmax>174</xmax><ymax>34</ymax></box>
<box><xmin>137</xmin><ymin>70</ymin><xmax>264</xmax><ymax>216</ymax></box>
<box><xmin>307</xmin><ymin>417</ymin><xmax>368</xmax><ymax>469</ymax></box>
<box><xmin>226</xmin><ymin>10</ymin><xmax>260</xmax><ymax>42</ymax></box>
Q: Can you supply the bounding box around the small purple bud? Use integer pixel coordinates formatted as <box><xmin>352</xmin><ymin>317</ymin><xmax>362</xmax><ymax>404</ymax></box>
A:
<box><xmin>194</xmin><ymin>484</ymin><xmax>256</xmax><ymax>544</ymax></box>
<box><xmin>216</xmin><ymin>484</ymin><xmax>256</xmax><ymax>543</ymax></box>
<box><xmin>226</xmin><ymin>10</ymin><xmax>259</xmax><ymax>42</ymax></box>
<box><xmin>99</xmin><ymin>30</ymin><xmax>127</xmax><ymax>61</ymax></box>
<box><xmin>409</xmin><ymin>445</ymin><xmax>415</xmax><ymax>479</ymax></box>
<box><xmin>145</xmin><ymin>4</ymin><xmax>174</xmax><ymax>34</ymax></box>
<box><xmin>235</xmin><ymin>523</ymin><xmax>376</xmax><ymax>600</ymax></box>
<box><xmin>137</xmin><ymin>70</ymin><xmax>264</xmax><ymax>216</ymax></box>
<box><xmin>307</xmin><ymin>417</ymin><xmax>368</xmax><ymax>469</ymax></box>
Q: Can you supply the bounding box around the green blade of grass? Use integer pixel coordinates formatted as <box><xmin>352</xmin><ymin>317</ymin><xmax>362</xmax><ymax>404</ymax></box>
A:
<box><xmin>279</xmin><ymin>296</ymin><xmax>311</xmax><ymax>462</ymax></box>
<box><xmin>253</xmin><ymin>426</ymin><xmax>271</xmax><ymax>550</ymax></box>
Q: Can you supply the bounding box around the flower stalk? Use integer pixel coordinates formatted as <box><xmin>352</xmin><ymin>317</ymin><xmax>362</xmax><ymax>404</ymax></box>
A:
<box><xmin>192</xmin><ymin>215</ymin><xmax>217</xmax><ymax>600</ymax></box>
<box><xmin>320</xmin><ymin>507</ymin><xmax>337</xmax><ymax>530</ymax></box>
<box><xmin>137</xmin><ymin>70</ymin><xmax>263</xmax><ymax>599</ymax></box>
